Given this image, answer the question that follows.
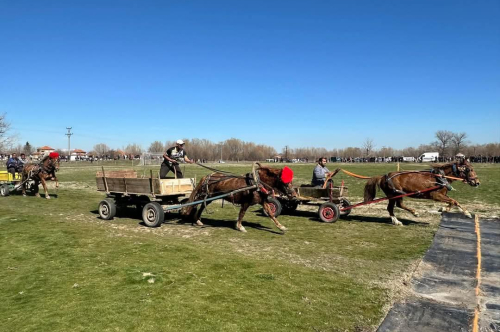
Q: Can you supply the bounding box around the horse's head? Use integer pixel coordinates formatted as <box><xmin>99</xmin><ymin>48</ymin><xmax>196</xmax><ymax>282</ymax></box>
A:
<box><xmin>256</xmin><ymin>163</ymin><xmax>297</xmax><ymax>199</ymax></box>
<box><xmin>456</xmin><ymin>159</ymin><xmax>480</xmax><ymax>187</ymax></box>
<box><xmin>47</xmin><ymin>152</ymin><xmax>60</xmax><ymax>172</ymax></box>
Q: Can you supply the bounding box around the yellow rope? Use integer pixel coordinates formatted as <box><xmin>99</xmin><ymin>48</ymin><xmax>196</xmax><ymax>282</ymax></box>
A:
<box><xmin>339</xmin><ymin>169</ymin><xmax>371</xmax><ymax>179</ymax></box>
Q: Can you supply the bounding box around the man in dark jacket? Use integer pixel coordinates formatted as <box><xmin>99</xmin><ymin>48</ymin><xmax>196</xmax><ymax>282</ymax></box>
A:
<box><xmin>6</xmin><ymin>153</ymin><xmax>22</xmax><ymax>177</ymax></box>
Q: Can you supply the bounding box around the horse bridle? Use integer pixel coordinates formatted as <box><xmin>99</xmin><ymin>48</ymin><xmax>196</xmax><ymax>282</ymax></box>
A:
<box><xmin>453</xmin><ymin>163</ymin><xmax>476</xmax><ymax>184</ymax></box>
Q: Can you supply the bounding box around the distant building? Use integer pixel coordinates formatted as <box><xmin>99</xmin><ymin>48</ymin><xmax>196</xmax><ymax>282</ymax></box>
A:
<box><xmin>70</xmin><ymin>149</ymin><xmax>87</xmax><ymax>161</ymax></box>
<box><xmin>32</xmin><ymin>145</ymin><xmax>55</xmax><ymax>160</ymax></box>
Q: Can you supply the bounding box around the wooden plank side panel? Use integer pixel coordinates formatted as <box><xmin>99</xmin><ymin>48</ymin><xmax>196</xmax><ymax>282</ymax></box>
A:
<box><xmin>296</xmin><ymin>186</ymin><xmax>348</xmax><ymax>199</ymax></box>
<box><xmin>159</xmin><ymin>178</ymin><xmax>194</xmax><ymax>195</ymax></box>
<box><xmin>96</xmin><ymin>171</ymin><xmax>137</xmax><ymax>178</ymax></box>
<box><xmin>96</xmin><ymin>178</ymin><xmax>161</xmax><ymax>194</ymax></box>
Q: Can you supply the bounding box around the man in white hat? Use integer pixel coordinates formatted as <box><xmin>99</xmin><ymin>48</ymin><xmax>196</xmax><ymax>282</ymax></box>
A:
<box><xmin>160</xmin><ymin>139</ymin><xmax>194</xmax><ymax>179</ymax></box>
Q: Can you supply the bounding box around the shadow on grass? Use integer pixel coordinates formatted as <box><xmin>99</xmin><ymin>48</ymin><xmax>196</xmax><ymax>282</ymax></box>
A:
<box><xmin>342</xmin><ymin>214</ymin><xmax>429</xmax><ymax>226</ymax></box>
<box><xmin>173</xmin><ymin>216</ymin><xmax>284</xmax><ymax>234</ymax></box>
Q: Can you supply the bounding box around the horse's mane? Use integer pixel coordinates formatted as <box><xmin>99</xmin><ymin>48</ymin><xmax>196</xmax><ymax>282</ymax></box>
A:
<box><xmin>432</xmin><ymin>159</ymin><xmax>468</xmax><ymax>170</ymax></box>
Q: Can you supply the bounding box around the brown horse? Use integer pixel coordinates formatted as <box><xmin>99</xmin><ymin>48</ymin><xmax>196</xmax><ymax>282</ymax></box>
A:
<box><xmin>182</xmin><ymin>163</ymin><xmax>297</xmax><ymax>233</ymax></box>
<box><xmin>364</xmin><ymin>159</ymin><xmax>480</xmax><ymax>225</ymax></box>
<box><xmin>21</xmin><ymin>155</ymin><xmax>60</xmax><ymax>199</ymax></box>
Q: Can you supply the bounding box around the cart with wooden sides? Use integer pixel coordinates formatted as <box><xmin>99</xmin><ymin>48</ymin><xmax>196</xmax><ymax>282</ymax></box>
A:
<box><xmin>0</xmin><ymin>171</ymin><xmax>23</xmax><ymax>196</ymax></box>
<box><xmin>270</xmin><ymin>181</ymin><xmax>350</xmax><ymax>223</ymax></box>
<box><xmin>96</xmin><ymin>169</ymin><xmax>195</xmax><ymax>227</ymax></box>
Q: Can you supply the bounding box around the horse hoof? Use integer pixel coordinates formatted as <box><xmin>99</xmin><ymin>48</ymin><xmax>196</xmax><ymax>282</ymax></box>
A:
<box><xmin>413</xmin><ymin>212</ymin><xmax>420</xmax><ymax>217</ymax></box>
<box><xmin>237</xmin><ymin>226</ymin><xmax>247</xmax><ymax>233</ymax></box>
<box><xmin>279</xmin><ymin>226</ymin><xmax>288</xmax><ymax>232</ymax></box>
<box><xmin>195</xmin><ymin>220</ymin><xmax>204</xmax><ymax>226</ymax></box>
<box><xmin>46</xmin><ymin>196</ymin><xmax>51</xmax><ymax>200</ymax></box>
<box><xmin>391</xmin><ymin>217</ymin><xmax>403</xmax><ymax>226</ymax></box>
<box><xmin>438</xmin><ymin>207</ymin><xmax>445</xmax><ymax>212</ymax></box>
<box><xmin>22</xmin><ymin>194</ymin><xmax>26</xmax><ymax>197</ymax></box>
<box><xmin>465</xmin><ymin>212</ymin><xmax>472</xmax><ymax>218</ymax></box>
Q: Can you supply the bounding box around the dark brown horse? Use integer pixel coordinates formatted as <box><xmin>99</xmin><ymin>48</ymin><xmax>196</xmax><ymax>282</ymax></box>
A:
<box><xmin>21</xmin><ymin>155</ymin><xmax>60</xmax><ymax>199</ymax></box>
<box><xmin>364</xmin><ymin>159</ymin><xmax>480</xmax><ymax>225</ymax></box>
<box><xmin>183</xmin><ymin>163</ymin><xmax>297</xmax><ymax>232</ymax></box>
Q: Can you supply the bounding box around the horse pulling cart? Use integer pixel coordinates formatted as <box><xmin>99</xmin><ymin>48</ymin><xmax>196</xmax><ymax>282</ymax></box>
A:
<box><xmin>0</xmin><ymin>171</ymin><xmax>37</xmax><ymax>197</ymax></box>
<box><xmin>96</xmin><ymin>167</ymin><xmax>262</xmax><ymax>228</ymax></box>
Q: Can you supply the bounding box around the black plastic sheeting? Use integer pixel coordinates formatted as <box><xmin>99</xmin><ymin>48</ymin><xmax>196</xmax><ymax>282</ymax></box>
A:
<box><xmin>378</xmin><ymin>213</ymin><xmax>500</xmax><ymax>332</ymax></box>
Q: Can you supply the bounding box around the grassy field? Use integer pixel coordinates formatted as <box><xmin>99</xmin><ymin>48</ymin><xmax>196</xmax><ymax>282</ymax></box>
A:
<box><xmin>1</xmin><ymin>162</ymin><xmax>498</xmax><ymax>332</ymax></box>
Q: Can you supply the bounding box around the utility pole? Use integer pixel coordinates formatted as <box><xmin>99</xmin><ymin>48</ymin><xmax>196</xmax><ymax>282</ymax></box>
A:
<box><xmin>66</xmin><ymin>127</ymin><xmax>73</xmax><ymax>159</ymax></box>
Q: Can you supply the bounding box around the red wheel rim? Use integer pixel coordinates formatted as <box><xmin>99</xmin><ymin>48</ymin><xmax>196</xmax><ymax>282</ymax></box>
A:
<box><xmin>322</xmin><ymin>207</ymin><xmax>335</xmax><ymax>221</ymax></box>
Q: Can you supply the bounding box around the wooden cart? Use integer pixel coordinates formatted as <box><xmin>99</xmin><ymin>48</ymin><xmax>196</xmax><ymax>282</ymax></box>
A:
<box><xmin>271</xmin><ymin>182</ymin><xmax>350</xmax><ymax>223</ymax></box>
<box><xmin>0</xmin><ymin>171</ymin><xmax>23</xmax><ymax>196</ymax></box>
<box><xmin>96</xmin><ymin>169</ymin><xmax>195</xmax><ymax>227</ymax></box>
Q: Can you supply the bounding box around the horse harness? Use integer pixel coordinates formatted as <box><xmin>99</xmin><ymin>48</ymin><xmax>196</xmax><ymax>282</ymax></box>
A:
<box><xmin>384</xmin><ymin>166</ymin><xmax>460</xmax><ymax>195</ymax></box>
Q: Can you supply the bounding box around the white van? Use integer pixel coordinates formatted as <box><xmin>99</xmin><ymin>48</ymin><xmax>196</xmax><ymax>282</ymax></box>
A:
<box><xmin>402</xmin><ymin>156</ymin><xmax>415</xmax><ymax>162</ymax></box>
<box><xmin>418</xmin><ymin>152</ymin><xmax>439</xmax><ymax>162</ymax></box>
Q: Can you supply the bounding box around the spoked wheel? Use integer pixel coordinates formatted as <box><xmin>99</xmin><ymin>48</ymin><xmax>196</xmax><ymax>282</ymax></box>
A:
<box><xmin>98</xmin><ymin>198</ymin><xmax>117</xmax><ymax>220</ymax></box>
<box><xmin>142</xmin><ymin>202</ymin><xmax>164</xmax><ymax>227</ymax></box>
<box><xmin>318</xmin><ymin>202</ymin><xmax>340</xmax><ymax>223</ymax></box>
<box><xmin>0</xmin><ymin>184</ymin><xmax>10</xmax><ymax>197</ymax></box>
<box><xmin>339</xmin><ymin>198</ymin><xmax>352</xmax><ymax>218</ymax></box>
<box><xmin>263</xmin><ymin>197</ymin><xmax>282</xmax><ymax>218</ymax></box>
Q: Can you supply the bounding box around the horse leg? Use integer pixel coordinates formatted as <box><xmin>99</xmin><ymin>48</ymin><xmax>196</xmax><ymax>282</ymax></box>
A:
<box><xmin>193</xmin><ymin>203</ymin><xmax>206</xmax><ymax>226</ymax></box>
<box><xmin>40</xmin><ymin>177</ymin><xmax>50</xmax><ymax>199</ymax></box>
<box><xmin>396</xmin><ymin>198</ymin><xmax>419</xmax><ymax>217</ymax></box>
<box><xmin>430</xmin><ymin>192</ymin><xmax>472</xmax><ymax>218</ymax></box>
<box><xmin>236</xmin><ymin>203</ymin><xmax>250</xmax><ymax>232</ymax></box>
<box><xmin>21</xmin><ymin>172</ymin><xmax>27</xmax><ymax>197</ymax></box>
<box><xmin>387</xmin><ymin>199</ymin><xmax>402</xmax><ymax>225</ymax></box>
<box><xmin>262</xmin><ymin>201</ymin><xmax>287</xmax><ymax>232</ymax></box>
<box><xmin>33</xmin><ymin>180</ymin><xmax>40</xmax><ymax>197</ymax></box>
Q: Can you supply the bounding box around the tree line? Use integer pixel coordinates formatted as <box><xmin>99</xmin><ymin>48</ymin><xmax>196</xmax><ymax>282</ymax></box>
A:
<box><xmin>1</xmin><ymin>113</ymin><xmax>499</xmax><ymax>161</ymax></box>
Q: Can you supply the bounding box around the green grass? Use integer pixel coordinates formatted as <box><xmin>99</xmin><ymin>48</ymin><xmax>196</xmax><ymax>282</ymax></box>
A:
<box><xmin>1</xmin><ymin>162</ymin><xmax>497</xmax><ymax>331</ymax></box>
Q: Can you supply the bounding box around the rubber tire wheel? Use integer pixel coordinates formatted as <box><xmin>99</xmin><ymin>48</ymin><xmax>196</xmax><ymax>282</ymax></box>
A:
<box><xmin>0</xmin><ymin>184</ymin><xmax>10</xmax><ymax>197</ymax></box>
<box><xmin>263</xmin><ymin>197</ymin><xmax>282</xmax><ymax>218</ymax></box>
<box><xmin>339</xmin><ymin>198</ymin><xmax>352</xmax><ymax>218</ymax></box>
<box><xmin>318</xmin><ymin>202</ymin><xmax>340</xmax><ymax>223</ymax></box>
<box><xmin>99</xmin><ymin>198</ymin><xmax>117</xmax><ymax>220</ymax></box>
<box><xmin>142</xmin><ymin>202</ymin><xmax>164</xmax><ymax>227</ymax></box>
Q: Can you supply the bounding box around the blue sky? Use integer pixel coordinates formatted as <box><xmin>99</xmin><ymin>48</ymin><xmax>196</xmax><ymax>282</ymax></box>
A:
<box><xmin>1</xmin><ymin>0</ymin><xmax>499</xmax><ymax>152</ymax></box>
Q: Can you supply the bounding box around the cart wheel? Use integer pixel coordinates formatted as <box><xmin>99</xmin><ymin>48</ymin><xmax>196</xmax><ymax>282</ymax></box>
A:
<box><xmin>0</xmin><ymin>184</ymin><xmax>10</xmax><ymax>197</ymax></box>
<box><xmin>142</xmin><ymin>202</ymin><xmax>164</xmax><ymax>227</ymax></box>
<box><xmin>263</xmin><ymin>197</ymin><xmax>282</xmax><ymax>218</ymax></box>
<box><xmin>339</xmin><ymin>198</ymin><xmax>352</xmax><ymax>218</ymax></box>
<box><xmin>98</xmin><ymin>198</ymin><xmax>117</xmax><ymax>220</ymax></box>
<box><xmin>318</xmin><ymin>202</ymin><xmax>340</xmax><ymax>223</ymax></box>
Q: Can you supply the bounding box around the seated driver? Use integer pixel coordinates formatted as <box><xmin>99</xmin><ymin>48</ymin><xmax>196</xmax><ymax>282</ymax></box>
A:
<box><xmin>311</xmin><ymin>157</ymin><xmax>334</xmax><ymax>187</ymax></box>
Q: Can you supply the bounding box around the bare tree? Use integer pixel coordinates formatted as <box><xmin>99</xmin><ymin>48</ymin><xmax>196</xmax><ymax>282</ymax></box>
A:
<box><xmin>0</xmin><ymin>113</ymin><xmax>15</xmax><ymax>151</ymax></box>
<box><xmin>124</xmin><ymin>143</ymin><xmax>142</xmax><ymax>156</ymax></box>
<box><xmin>362</xmin><ymin>138</ymin><xmax>375</xmax><ymax>157</ymax></box>
<box><xmin>225</xmin><ymin>138</ymin><xmax>243</xmax><ymax>161</ymax></box>
<box><xmin>93</xmin><ymin>143</ymin><xmax>110</xmax><ymax>156</ymax></box>
<box><xmin>451</xmin><ymin>132</ymin><xmax>468</xmax><ymax>155</ymax></box>
<box><xmin>148</xmin><ymin>141</ymin><xmax>165</xmax><ymax>153</ymax></box>
<box><xmin>433</xmin><ymin>130</ymin><xmax>454</xmax><ymax>158</ymax></box>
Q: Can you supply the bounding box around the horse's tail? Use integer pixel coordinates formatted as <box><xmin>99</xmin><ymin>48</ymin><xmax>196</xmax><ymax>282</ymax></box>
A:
<box><xmin>181</xmin><ymin>176</ymin><xmax>206</xmax><ymax>216</ymax></box>
<box><xmin>364</xmin><ymin>176</ymin><xmax>383</xmax><ymax>202</ymax></box>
